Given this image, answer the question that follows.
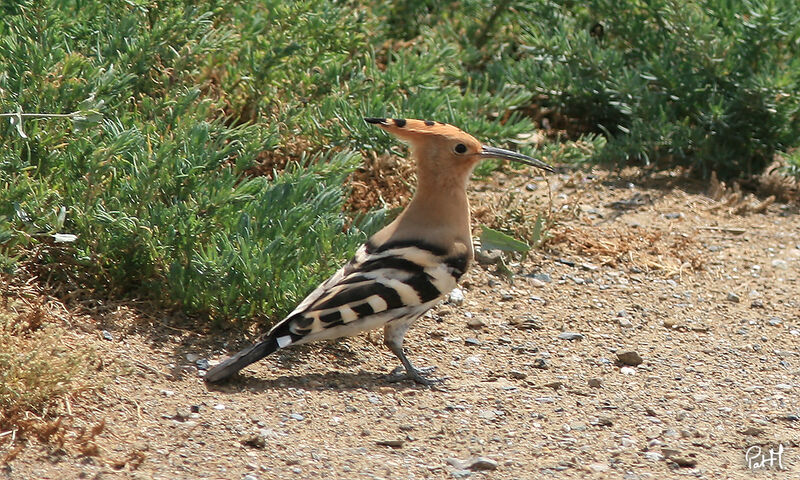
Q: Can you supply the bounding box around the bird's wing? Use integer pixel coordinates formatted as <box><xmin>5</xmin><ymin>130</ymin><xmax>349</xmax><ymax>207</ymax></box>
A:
<box><xmin>266</xmin><ymin>240</ymin><xmax>468</xmax><ymax>346</ymax></box>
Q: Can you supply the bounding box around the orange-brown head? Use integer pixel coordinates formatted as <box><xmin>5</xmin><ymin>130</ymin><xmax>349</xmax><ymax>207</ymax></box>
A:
<box><xmin>364</xmin><ymin>117</ymin><xmax>554</xmax><ymax>254</ymax></box>
<box><xmin>364</xmin><ymin>117</ymin><xmax>554</xmax><ymax>187</ymax></box>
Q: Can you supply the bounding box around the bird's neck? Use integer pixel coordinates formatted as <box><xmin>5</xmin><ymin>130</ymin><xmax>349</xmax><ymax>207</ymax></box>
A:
<box><xmin>410</xmin><ymin>172</ymin><xmax>471</xmax><ymax>226</ymax></box>
<box><xmin>374</xmin><ymin>167</ymin><xmax>474</xmax><ymax>256</ymax></box>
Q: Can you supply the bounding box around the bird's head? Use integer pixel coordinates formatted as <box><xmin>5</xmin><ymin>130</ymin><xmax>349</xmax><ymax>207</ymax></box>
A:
<box><xmin>364</xmin><ymin>117</ymin><xmax>554</xmax><ymax>184</ymax></box>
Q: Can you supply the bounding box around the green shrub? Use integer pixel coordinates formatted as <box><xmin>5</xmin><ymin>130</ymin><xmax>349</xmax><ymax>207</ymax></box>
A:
<box><xmin>506</xmin><ymin>0</ymin><xmax>800</xmax><ymax>179</ymax></box>
<box><xmin>0</xmin><ymin>0</ymin><xmax>624</xmax><ymax>325</ymax></box>
<box><xmin>0</xmin><ymin>1</ymin><xmax>379</xmax><ymax>322</ymax></box>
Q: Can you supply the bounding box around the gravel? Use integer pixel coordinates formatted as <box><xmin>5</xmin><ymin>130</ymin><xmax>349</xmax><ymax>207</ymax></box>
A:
<box><xmin>11</xmin><ymin>168</ymin><xmax>799</xmax><ymax>480</ymax></box>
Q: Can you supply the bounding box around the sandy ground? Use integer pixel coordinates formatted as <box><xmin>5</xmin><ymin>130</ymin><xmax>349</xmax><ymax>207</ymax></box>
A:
<box><xmin>3</xmin><ymin>167</ymin><xmax>799</xmax><ymax>479</ymax></box>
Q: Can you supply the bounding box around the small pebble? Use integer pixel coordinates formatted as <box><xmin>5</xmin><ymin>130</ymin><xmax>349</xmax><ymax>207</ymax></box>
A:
<box><xmin>620</xmin><ymin>366</ymin><xmax>637</xmax><ymax>375</ymax></box>
<box><xmin>526</xmin><ymin>278</ymin><xmax>546</xmax><ymax>288</ymax></box>
<box><xmin>581</xmin><ymin>262</ymin><xmax>599</xmax><ymax>271</ymax></box>
<box><xmin>558</xmin><ymin>332</ymin><xmax>584</xmax><ymax>341</ymax></box>
<box><xmin>376</xmin><ymin>439</ymin><xmax>404</xmax><ymax>448</ymax></box>
<box><xmin>617</xmin><ymin>350</ymin><xmax>643</xmax><ymax>366</ymax></box>
<box><xmin>621</xmin><ymin>438</ymin><xmax>636</xmax><ymax>448</ymax></box>
<box><xmin>102</xmin><ymin>330</ymin><xmax>114</xmax><ymax>341</ymax></box>
<box><xmin>450</xmin><ymin>470</ymin><xmax>472</xmax><ymax>479</ymax></box>
<box><xmin>772</xmin><ymin>259</ymin><xmax>788</xmax><ymax>270</ymax></box>
<box><xmin>213</xmin><ymin>404</ymin><xmax>226</xmax><ymax>410</ymax></box>
<box><xmin>479</xmin><ymin>410</ymin><xmax>497</xmax><ymax>421</ymax></box>
<box><xmin>466</xmin><ymin>317</ymin><xmax>486</xmax><ymax>329</ymax></box>
<box><xmin>726</xmin><ymin>292</ymin><xmax>740</xmax><ymax>303</ymax></box>
<box><xmin>160</xmin><ymin>389</ymin><xmax>175</xmax><ymax>397</ymax></box>
<box><xmin>174</xmin><ymin>409</ymin><xmax>191</xmax><ymax>421</ymax></box>
<box><xmin>594</xmin><ymin>416</ymin><xmax>613</xmax><ymax>426</ymax></box>
<box><xmin>464</xmin><ymin>337</ymin><xmax>482</xmax><ymax>346</ymax></box>
<box><xmin>475</xmin><ymin>249</ymin><xmax>502</xmax><ymax>265</ymax></box>
<box><xmin>588</xmin><ymin>463</ymin><xmax>609</xmax><ymax>472</ymax></box>
<box><xmin>448</xmin><ymin>288</ymin><xmax>465</xmax><ymax>305</ymax></box>
<box><xmin>530</xmin><ymin>273</ymin><xmax>552</xmax><ymax>283</ymax></box>
<box><xmin>588</xmin><ymin>378</ymin><xmax>602</xmax><ymax>388</ymax></box>
<box><xmin>618</xmin><ymin>318</ymin><xmax>633</xmax><ymax>328</ymax></box>
<box><xmin>288</xmin><ymin>413</ymin><xmax>305</xmax><ymax>421</ymax></box>
<box><xmin>533</xmin><ymin>358</ymin><xmax>549</xmax><ymax>369</ymax></box>
<box><xmin>240</xmin><ymin>434</ymin><xmax>267</xmax><ymax>449</ymax></box>
<box><xmin>516</xmin><ymin>316</ymin><xmax>544</xmax><ymax>330</ymax></box>
<box><xmin>446</xmin><ymin>456</ymin><xmax>499</xmax><ymax>471</ymax></box>
<box><xmin>740</xmin><ymin>426</ymin><xmax>765</xmax><ymax>436</ymax></box>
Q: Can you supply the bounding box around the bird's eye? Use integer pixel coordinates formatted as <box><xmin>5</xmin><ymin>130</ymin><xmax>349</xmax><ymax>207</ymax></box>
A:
<box><xmin>454</xmin><ymin>143</ymin><xmax>468</xmax><ymax>154</ymax></box>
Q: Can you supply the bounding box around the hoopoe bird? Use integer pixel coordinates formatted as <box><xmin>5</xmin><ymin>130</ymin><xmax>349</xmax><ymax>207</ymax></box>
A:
<box><xmin>205</xmin><ymin>117</ymin><xmax>554</xmax><ymax>385</ymax></box>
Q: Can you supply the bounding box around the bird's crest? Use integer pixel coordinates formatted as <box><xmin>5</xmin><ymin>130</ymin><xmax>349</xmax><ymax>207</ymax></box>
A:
<box><xmin>364</xmin><ymin>117</ymin><xmax>477</xmax><ymax>144</ymax></box>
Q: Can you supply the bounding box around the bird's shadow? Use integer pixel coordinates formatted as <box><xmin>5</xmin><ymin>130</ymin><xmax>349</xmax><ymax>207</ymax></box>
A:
<box><xmin>204</xmin><ymin>369</ymin><xmax>439</xmax><ymax>393</ymax></box>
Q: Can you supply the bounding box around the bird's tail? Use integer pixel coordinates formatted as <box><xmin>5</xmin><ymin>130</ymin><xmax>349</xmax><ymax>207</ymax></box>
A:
<box><xmin>204</xmin><ymin>336</ymin><xmax>279</xmax><ymax>383</ymax></box>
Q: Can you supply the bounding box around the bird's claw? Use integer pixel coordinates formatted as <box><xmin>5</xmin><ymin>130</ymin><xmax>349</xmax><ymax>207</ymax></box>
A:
<box><xmin>387</xmin><ymin>365</ymin><xmax>446</xmax><ymax>386</ymax></box>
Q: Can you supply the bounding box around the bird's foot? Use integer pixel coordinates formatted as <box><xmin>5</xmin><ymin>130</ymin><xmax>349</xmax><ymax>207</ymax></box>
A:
<box><xmin>387</xmin><ymin>365</ymin><xmax>446</xmax><ymax>386</ymax></box>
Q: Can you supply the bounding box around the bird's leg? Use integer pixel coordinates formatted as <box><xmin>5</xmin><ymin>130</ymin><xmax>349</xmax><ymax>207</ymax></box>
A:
<box><xmin>384</xmin><ymin>321</ymin><xmax>443</xmax><ymax>385</ymax></box>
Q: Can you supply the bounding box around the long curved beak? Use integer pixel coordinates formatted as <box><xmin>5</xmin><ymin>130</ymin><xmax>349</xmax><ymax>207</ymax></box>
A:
<box><xmin>480</xmin><ymin>145</ymin><xmax>555</xmax><ymax>173</ymax></box>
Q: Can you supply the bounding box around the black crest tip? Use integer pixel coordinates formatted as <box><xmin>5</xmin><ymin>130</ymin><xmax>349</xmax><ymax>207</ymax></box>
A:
<box><xmin>364</xmin><ymin>117</ymin><xmax>388</xmax><ymax>125</ymax></box>
<box><xmin>392</xmin><ymin>118</ymin><xmax>407</xmax><ymax>127</ymax></box>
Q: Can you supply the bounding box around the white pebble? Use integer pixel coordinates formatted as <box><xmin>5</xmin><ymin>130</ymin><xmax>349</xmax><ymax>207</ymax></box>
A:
<box><xmin>448</xmin><ymin>288</ymin><xmax>465</xmax><ymax>305</ymax></box>
<box><xmin>644</xmin><ymin>452</ymin><xmax>664</xmax><ymax>461</ymax></box>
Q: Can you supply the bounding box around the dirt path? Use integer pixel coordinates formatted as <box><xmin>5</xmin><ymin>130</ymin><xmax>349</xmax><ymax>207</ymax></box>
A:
<box><xmin>5</xmin><ymin>168</ymin><xmax>799</xmax><ymax>479</ymax></box>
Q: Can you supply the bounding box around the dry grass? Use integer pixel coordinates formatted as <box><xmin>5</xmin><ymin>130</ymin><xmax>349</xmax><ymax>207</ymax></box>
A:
<box><xmin>345</xmin><ymin>152</ymin><xmax>415</xmax><ymax>213</ymax></box>
<box><xmin>0</xmin><ymin>277</ymin><xmax>98</xmax><ymax>458</ymax></box>
<box><xmin>548</xmin><ymin>225</ymin><xmax>704</xmax><ymax>277</ymax></box>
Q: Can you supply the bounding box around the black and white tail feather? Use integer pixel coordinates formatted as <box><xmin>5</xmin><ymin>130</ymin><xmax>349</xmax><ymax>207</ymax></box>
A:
<box><xmin>204</xmin><ymin>239</ymin><xmax>467</xmax><ymax>384</ymax></box>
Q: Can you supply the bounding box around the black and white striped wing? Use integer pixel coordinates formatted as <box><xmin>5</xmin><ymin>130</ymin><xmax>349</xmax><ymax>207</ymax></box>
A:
<box><xmin>266</xmin><ymin>240</ymin><xmax>468</xmax><ymax>348</ymax></box>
